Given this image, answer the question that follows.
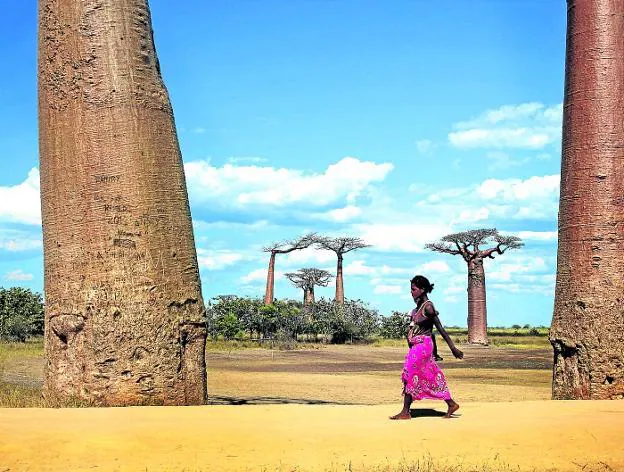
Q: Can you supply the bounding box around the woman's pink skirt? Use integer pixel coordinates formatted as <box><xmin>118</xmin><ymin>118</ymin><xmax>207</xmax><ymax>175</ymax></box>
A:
<box><xmin>401</xmin><ymin>335</ymin><xmax>451</xmax><ymax>400</ymax></box>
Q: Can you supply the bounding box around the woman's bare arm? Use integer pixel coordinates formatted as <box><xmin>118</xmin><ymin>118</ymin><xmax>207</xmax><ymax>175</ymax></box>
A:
<box><xmin>424</xmin><ymin>303</ymin><xmax>464</xmax><ymax>359</ymax></box>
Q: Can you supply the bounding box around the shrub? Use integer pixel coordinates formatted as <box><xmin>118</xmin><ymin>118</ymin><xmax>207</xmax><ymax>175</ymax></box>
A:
<box><xmin>0</xmin><ymin>287</ymin><xmax>44</xmax><ymax>342</ymax></box>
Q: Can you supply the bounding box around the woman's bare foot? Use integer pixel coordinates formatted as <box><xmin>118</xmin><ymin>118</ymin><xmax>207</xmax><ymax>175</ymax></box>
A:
<box><xmin>389</xmin><ymin>412</ymin><xmax>411</xmax><ymax>420</ymax></box>
<box><xmin>443</xmin><ymin>402</ymin><xmax>459</xmax><ymax>418</ymax></box>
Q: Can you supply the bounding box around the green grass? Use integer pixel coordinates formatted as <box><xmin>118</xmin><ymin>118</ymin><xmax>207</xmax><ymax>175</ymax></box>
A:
<box><xmin>0</xmin><ymin>337</ymin><xmax>44</xmax><ymax>360</ymax></box>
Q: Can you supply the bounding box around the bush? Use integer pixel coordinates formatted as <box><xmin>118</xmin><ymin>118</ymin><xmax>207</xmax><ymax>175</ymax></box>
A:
<box><xmin>379</xmin><ymin>311</ymin><xmax>408</xmax><ymax>339</ymax></box>
<box><xmin>0</xmin><ymin>287</ymin><xmax>44</xmax><ymax>342</ymax></box>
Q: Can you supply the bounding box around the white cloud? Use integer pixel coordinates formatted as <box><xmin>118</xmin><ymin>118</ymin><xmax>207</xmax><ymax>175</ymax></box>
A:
<box><xmin>449</xmin><ymin>127</ymin><xmax>559</xmax><ymax>149</ymax></box>
<box><xmin>4</xmin><ymin>269</ymin><xmax>34</xmax><ymax>281</ymax></box>
<box><xmin>420</xmin><ymin>260</ymin><xmax>451</xmax><ymax>273</ymax></box>
<box><xmin>477</xmin><ymin>175</ymin><xmax>560</xmax><ymax>201</ymax></box>
<box><xmin>0</xmin><ymin>238</ymin><xmax>42</xmax><ymax>252</ymax></box>
<box><xmin>185</xmin><ymin>157</ymin><xmax>394</xmax><ymax>210</ymax></box>
<box><xmin>373</xmin><ymin>284</ymin><xmax>402</xmax><ymax>295</ymax></box>
<box><xmin>354</xmin><ymin>222</ymin><xmax>454</xmax><ymax>253</ymax></box>
<box><xmin>321</xmin><ymin>205</ymin><xmax>362</xmax><ymax>222</ymax></box>
<box><xmin>343</xmin><ymin>260</ymin><xmax>377</xmax><ymax>276</ymax></box>
<box><xmin>458</xmin><ymin>207</ymin><xmax>490</xmax><ymax>223</ymax></box>
<box><xmin>449</xmin><ymin>103</ymin><xmax>562</xmax><ymax>150</ymax></box>
<box><xmin>515</xmin><ymin>231</ymin><xmax>557</xmax><ymax>241</ymax></box>
<box><xmin>283</xmin><ymin>247</ymin><xmax>336</xmax><ymax>266</ymax></box>
<box><xmin>196</xmin><ymin>249</ymin><xmax>244</xmax><ymax>270</ymax></box>
<box><xmin>0</xmin><ymin>168</ymin><xmax>41</xmax><ymax>225</ymax></box>
<box><xmin>420</xmin><ymin>174</ymin><xmax>559</xmax><ymax>223</ymax></box>
<box><xmin>241</xmin><ymin>268</ymin><xmax>280</xmax><ymax>284</ymax></box>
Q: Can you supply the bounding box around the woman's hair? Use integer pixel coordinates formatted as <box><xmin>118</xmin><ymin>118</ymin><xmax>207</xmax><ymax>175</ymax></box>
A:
<box><xmin>410</xmin><ymin>275</ymin><xmax>435</xmax><ymax>293</ymax></box>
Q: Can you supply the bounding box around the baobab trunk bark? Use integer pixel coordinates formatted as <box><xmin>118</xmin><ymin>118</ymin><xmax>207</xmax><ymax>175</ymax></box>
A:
<box><xmin>304</xmin><ymin>286</ymin><xmax>315</xmax><ymax>305</ymax></box>
<box><xmin>550</xmin><ymin>0</ymin><xmax>624</xmax><ymax>399</ymax></box>
<box><xmin>467</xmin><ymin>258</ymin><xmax>488</xmax><ymax>345</ymax></box>
<box><xmin>264</xmin><ymin>252</ymin><xmax>276</xmax><ymax>305</ymax></box>
<box><xmin>335</xmin><ymin>255</ymin><xmax>344</xmax><ymax>304</ymax></box>
<box><xmin>39</xmin><ymin>0</ymin><xmax>207</xmax><ymax>406</ymax></box>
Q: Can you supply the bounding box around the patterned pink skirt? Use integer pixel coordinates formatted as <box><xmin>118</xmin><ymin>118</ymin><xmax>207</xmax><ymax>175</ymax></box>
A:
<box><xmin>401</xmin><ymin>335</ymin><xmax>451</xmax><ymax>400</ymax></box>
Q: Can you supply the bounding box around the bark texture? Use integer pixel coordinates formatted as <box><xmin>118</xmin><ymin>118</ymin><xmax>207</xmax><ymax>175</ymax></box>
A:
<box><xmin>467</xmin><ymin>259</ymin><xmax>487</xmax><ymax>345</ymax></box>
<box><xmin>264</xmin><ymin>252</ymin><xmax>276</xmax><ymax>305</ymax></box>
<box><xmin>551</xmin><ymin>0</ymin><xmax>624</xmax><ymax>399</ymax></box>
<box><xmin>335</xmin><ymin>256</ymin><xmax>344</xmax><ymax>304</ymax></box>
<box><xmin>39</xmin><ymin>0</ymin><xmax>207</xmax><ymax>406</ymax></box>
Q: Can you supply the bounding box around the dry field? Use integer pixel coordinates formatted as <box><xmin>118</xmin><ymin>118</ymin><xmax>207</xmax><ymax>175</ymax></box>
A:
<box><xmin>1</xmin><ymin>340</ymin><xmax>623</xmax><ymax>472</ymax></box>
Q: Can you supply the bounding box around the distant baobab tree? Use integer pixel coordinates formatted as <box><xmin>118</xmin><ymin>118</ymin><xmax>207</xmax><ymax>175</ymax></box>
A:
<box><xmin>39</xmin><ymin>0</ymin><xmax>206</xmax><ymax>405</ymax></box>
<box><xmin>316</xmin><ymin>236</ymin><xmax>370</xmax><ymax>304</ymax></box>
<box><xmin>550</xmin><ymin>0</ymin><xmax>624</xmax><ymax>399</ymax></box>
<box><xmin>426</xmin><ymin>229</ymin><xmax>523</xmax><ymax>345</ymax></box>
<box><xmin>285</xmin><ymin>268</ymin><xmax>333</xmax><ymax>305</ymax></box>
<box><xmin>263</xmin><ymin>233</ymin><xmax>318</xmax><ymax>305</ymax></box>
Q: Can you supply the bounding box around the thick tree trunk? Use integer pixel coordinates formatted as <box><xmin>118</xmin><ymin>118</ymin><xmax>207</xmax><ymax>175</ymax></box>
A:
<box><xmin>335</xmin><ymin>255</ymin><xmax>344</xmax><ymax>304</ymax></box>
<box><xmin>550</xmin><ymin>0</ymin><xmax>624</xmax><ymax>399</ymax></box>
<box><xmin>264</xmin><ymin>252</ymin><xmax>276</xmax><ymax>305</ymax></box>
<box><xmin>304</xmin><ymin>286</ymin><xmax>315</xmax><ymax>305</ymax></box>
<box><xmin>39</xmin><ymin>0</ymin><xmax>207</xmax><ymax>406</ymax></box>
<box><xmin>467</xmin><ymin>259</ymin><xmax>488</xmax><ymax>345</ymax></box>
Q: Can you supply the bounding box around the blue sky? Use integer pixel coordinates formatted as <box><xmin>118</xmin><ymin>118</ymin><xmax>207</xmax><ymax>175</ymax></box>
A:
<box><xmin>0</xmin><ymin>1</ymin><xmax>566</xmax><ymax>327</ymax></box>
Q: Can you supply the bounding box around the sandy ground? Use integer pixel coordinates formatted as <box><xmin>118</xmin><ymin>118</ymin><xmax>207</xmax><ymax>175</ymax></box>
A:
<box><xmin>2</xmin><ymin>344</ymin><xmax>622</xmax><ymax>471</ymax></box>
<box><xmin>1</xmin><ymin>400</ymin><xmax>623</xmax><ymax>471</ymax></box>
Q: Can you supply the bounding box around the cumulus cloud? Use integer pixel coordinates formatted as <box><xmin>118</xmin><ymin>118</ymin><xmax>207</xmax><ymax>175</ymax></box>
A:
<box><xmin>0</xmin><ymin>168</ymin><xmax>41</xmax><ymax>225</ymax></box>
<box><xmin>196</xmin><ymin>248</ymin><xmax>244</xmax><ymax>270</ymax></box>
<box><xmin>514</xmin><ymin>231</ymin><xmax>558</xmax><ymax>241</ymax></box>
<box><xmin>353</xmin><ymin>222</ymin><xmax>454</xmax><ymax>253</ymax></box>
<box><xmin>0</xmin><ymin>228</ymin><xmax>42</xmax><ymax>252</ymax></box>
<box><xmin>373</xmin><ymin>284</ymin><xmax>402</xmax><ymax>295</ymax></box>
<box><xmin>449</xmin><ymin>103</ymin><xmax>562</xmax><ymax>150</ymax></box>
<box><xmin>240</xmin><ymin>268</ymin><xmax>279</xmax><ymax>284</ymax></box>
<box><xmin>184</xmin><ymin>157</ymin><xmax>394</xmax><ymax>211</ymax></box>
<box><xmin>422</xmin><ymin>174</ymin><xmax>560</xmax><ymax>223</ymax></box>
<box><xmin>4</xmin><ymin>269</ymin><xmax>34</xmax><ymax>281</ymax></box>
<box><xmin>283</xmin><ymin>247</ymin><xmax>336</xmax><ymax>266</ymax></box>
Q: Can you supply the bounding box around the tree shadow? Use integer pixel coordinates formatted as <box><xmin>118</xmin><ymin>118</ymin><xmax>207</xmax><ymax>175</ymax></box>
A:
<box><xmin>207</xmin><ymin>395</ymin><xmax>351</xmax><ymax>405</ymax></box>
<box><xmin>409</xmin><ymin>408</ymin><xmax>447</xmax><ymax>418</ymax></box>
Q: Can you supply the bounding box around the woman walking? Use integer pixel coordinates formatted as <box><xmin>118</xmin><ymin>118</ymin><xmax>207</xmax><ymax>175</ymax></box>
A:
<box><xmin>390</xmin><ymin>275</ymin><xmax>463</xmax><ymax>420</ymax></box>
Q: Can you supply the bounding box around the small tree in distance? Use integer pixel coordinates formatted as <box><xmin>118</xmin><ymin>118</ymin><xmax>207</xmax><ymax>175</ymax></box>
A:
<box><xmin>285</xmin><ymin>268</ymin><xmax>333</xmax><ymax>305</ymax></box>
<box><xmin>425</xmin><ymin>228</ymin><xmax>523</xmax><ymax>345</ymax></box>
<box><xmin>315</xmin><ymin>236</ymin><xmax>371</xmax><ymax>304</ymax></box>
<box><xmin>262</xmin><ymin>233</ymin><xmax>318</xmax><ymax>305</ymax></box>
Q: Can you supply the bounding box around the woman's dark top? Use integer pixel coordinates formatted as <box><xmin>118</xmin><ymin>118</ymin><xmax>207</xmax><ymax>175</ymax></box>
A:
<box><xmin>409</xmin><ymin>300</ymin><xmax>435</xmax><ymax>337</ymax></box>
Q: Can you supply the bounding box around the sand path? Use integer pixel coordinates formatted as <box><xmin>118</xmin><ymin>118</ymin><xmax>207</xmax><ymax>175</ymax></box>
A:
<box><xmin>1</xmin><ymin>400</ymin><xmax>623</xmax><ymax>471</ymax></box>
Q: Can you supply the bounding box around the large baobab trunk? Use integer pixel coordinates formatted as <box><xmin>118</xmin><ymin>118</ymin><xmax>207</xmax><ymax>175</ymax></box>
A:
<box><xmin>304</xmin><ymin>286</ymin><xmax>315</xmax><ymax>305</ymax></box>
<box><xmin>335</xmin><ymin>255</ymin><xmax>344</xmax><ymax>304</ymax></box>
<box><xmin>550</xmin><ymin>0</ymin><xmax>624</xmax><ymax>400</ymax></box>
<box><xmin>467</xmin><ymin>258</ymin><xmax>487</xmax><ymax>345</ymax></box>
<box><xmin>39</xmin><ymin>0</ymin><xmax>207</xmax><ymax>406</ymax></box>
<box><xmin>264</xmin><ymin>252</ymin><xmax>276</xmax><ymax>305</ymax></box>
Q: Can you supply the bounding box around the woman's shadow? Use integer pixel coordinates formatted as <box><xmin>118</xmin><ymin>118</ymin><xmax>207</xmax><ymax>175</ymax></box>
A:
<box><xmin>409</xmin><ymin>408</ymin><xmax>449</xmax><ymax>418</ymax></box>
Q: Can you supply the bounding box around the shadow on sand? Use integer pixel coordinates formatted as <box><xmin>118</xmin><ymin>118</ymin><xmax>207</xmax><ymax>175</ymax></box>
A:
<box><xmin>409</xmin><ymin>408</ymin><xmax>448</xmax><ymax>418</ymax></box>
<box><xmin>207</xmin><ymin>395</ymin><xmax>351</xmax><ymax>405</ymax></box>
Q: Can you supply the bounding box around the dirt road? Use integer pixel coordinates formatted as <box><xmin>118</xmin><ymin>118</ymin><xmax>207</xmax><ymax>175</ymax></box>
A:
<box><xmin>1</xmin><ymin>400</ymin><xmax>623</xmax><ymax>471</ymax></box>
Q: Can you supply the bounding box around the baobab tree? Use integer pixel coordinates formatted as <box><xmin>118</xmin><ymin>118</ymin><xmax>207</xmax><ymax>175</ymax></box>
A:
<box><xmin>316</xmin><ymin>236</ymin><xmax>370</xmax><ymax>304</ymax></box>
<box><xmin>426</xmin><ymin>229</ymin><xmax>523</xmax><ymax>345</ymax></box>
<box><xmin>285</xmin><ymin>268</ymin><xmax>333</xmax><ymax>305</ymax></box>
<box><xmin>39</xmin><ymin>0</ymin><xmax>206</xmax><ymax>405</ymax></box>
<box><xmin>550</xmin><ymin>0</ymin><xmax>624</xmax><ymax>399</ymax></box>
<box><xmin>263</xmin><ymin>233</ymin><xmax>318</xmax><ymax>305</ymax></box>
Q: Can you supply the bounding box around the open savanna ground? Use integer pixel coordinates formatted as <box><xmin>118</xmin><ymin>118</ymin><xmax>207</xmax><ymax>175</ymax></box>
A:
<box><xmin>2</xmin><ymin>336</ymin><xmax>624</xmax><ymax>471</ymax></box>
